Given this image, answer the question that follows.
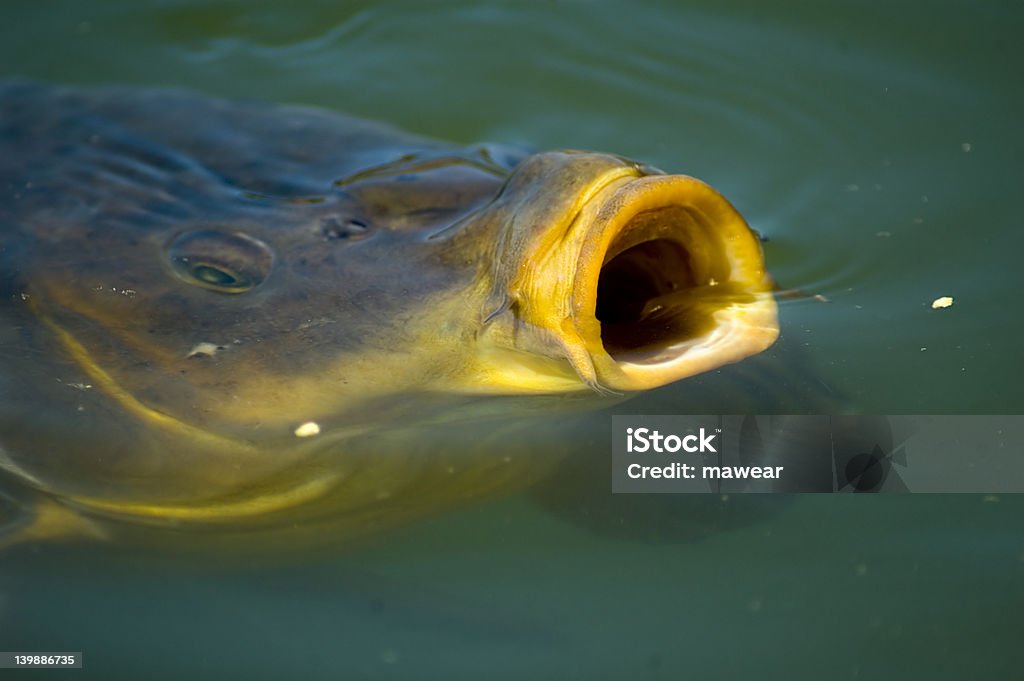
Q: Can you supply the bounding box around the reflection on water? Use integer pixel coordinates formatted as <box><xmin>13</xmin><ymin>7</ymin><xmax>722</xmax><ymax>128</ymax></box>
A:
<box><xmin>1</xmin><ymin>1</ymin><xmax>1022</xmax><ymax>679</ymax></box>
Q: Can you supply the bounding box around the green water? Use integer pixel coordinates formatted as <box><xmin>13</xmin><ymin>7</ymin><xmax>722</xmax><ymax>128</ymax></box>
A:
<box><xmin>2</xmin><ymin>1</ymin><xmax>1022</xmax><ymax>679</ymax></box>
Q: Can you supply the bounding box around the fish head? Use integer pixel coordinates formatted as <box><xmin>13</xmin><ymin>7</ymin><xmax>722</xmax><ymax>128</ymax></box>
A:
<box><xmin>451</xmin><ymin>149</ymin><xmax>778</xmax><ymax>395</ymax></box>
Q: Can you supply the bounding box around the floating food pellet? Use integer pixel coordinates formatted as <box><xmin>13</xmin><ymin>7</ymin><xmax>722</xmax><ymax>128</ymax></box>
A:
<box><xmin>294</xmin><ymin>421</ymin><xmax>321</xmax><ymax>438</ymax></box>
<box><xmin>931</xmin><ymin>296</ymin><xmax>954</xmax><ymax>309</ymax></box>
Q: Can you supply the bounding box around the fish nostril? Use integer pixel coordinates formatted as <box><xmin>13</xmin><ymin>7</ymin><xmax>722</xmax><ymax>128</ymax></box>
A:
<box><xmin>321</xmin><ymin>216</ymin><xmax>372</xmax><ymax>242</ymax></box>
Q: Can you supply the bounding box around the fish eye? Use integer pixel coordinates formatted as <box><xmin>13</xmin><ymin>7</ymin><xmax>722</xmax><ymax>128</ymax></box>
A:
<box><xmin>190</xmin><ymin>263</ymin><xmax>247</xmax><ymax>288</ymax></box>
<box><xmin>167</xmin><ymin>230</ymin><xmax>274</xmax><ymax>293</ymax></box>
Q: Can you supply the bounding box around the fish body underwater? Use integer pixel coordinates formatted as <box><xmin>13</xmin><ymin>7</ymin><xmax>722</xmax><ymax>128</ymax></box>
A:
<box><xmin>0</xmin><ymin>81</ymin><xmax>777</xmax><ymax>551</ymax></box>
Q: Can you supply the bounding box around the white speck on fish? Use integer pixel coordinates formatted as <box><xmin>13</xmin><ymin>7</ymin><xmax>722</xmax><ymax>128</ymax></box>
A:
<box><xmin>294</xmin><ymin>421</ymin><xmax>321</xmax><ymax>438</ymax></box>
<box><xmin>187</xmin><ymin>342</ymin><xmax>227</xmax><ymax>358</ymax></box>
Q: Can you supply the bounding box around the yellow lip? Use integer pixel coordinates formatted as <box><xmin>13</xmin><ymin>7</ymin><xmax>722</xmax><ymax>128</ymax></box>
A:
<box><xmin>570</xmin><ymin>174</ymin><xmax>778</xmax><ymax>391</ymax></box>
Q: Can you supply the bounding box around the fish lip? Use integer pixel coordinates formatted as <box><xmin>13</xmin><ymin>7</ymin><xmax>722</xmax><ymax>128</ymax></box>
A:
<box><xmin>569</xmin><ymin>174</ymin><xmax>779</xmax><ymax>392</ymax></box>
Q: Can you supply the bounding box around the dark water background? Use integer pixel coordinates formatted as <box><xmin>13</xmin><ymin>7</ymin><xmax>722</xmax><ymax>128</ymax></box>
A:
<box><xmin>2</xmin><ymin>1</ymin><xmax>1022</xmax><ymax>679</ymax></box>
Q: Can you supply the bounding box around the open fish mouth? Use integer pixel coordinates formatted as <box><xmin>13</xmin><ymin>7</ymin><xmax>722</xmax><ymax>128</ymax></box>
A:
<box><xmin>575</xmin><ymin>174</ymin><xmax>778</xmax><ymax>391</ymax></box>
<box><xmin>479</xmin><ymin>159</ymin><xmax>778</xmax><ymax>395</ymax></box>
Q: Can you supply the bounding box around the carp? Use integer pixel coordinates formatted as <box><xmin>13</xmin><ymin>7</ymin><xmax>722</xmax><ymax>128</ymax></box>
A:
<box><xmin>0</xmin><ymin>81</ymin><xmax>776</xmax><ymax>550</ymax></box>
